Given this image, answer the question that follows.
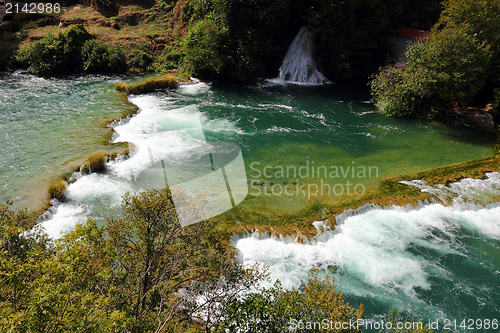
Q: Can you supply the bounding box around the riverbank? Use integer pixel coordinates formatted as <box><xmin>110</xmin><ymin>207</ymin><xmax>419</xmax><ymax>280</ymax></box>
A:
<box><xmin>0</xmin><ymin>73</ymin><xmax>182</xmax><ymax>213</ymax></box>
<box><xmin>209</xmin><ymin>149</ymin><xmax>500</xmax><ymax>242</ymax></box>
<box><xmin>38</xmin><ymin>73</ymin><xmax>192</xmax><ymax>213</ymax></box>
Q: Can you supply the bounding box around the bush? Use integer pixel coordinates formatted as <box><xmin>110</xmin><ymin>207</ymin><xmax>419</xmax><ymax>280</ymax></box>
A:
<box><xmin>15</xmin><ymin>24</ymin><xmax>92</xmax><ymax>75</ymax></box>
<box><xmin>182</xmin><ymin>12</ymin><xmax>230</xmax><ymax>78</ymax></box>
<box><xmin>107</xmin><ymin>46</ymin><xmax>127</xmax><ymax>73</ymax></box>
<box><xmin>127</xmin><ymin>50</ymin><xmax>153</xmax><ymax>72</ymax></box>
<box><xmin>48</xmin><ymin>179</ymin><xmax>66</xmax><ymax>200</ymax></box>
<box><xmin>371</xmin><ymin>0</ymin><xmax>499</xmax><ymax>117</ymax></box>
<box><xmin>16</xmin><ymin>24</ymin><xmax>127</xmax><ymax>75</ymax></box>
<box><xmin>15</xmin><ymin>34</ymin><xmax>69</xmax><ymax>75</ymax></box>
<box><xmin>83</xmin><ymin>150</ymin><xmax>107</xmax><ymax>173</ymax></box>
<box><xmin>218</xmin><ymin>269</ymin><xmax>364</xmax><ymax>332</ymax></box>
<box><xmin>81</xmin><ymin>40</ymin><xmax>110</xmax><ymax>72</ymax></box>
<box><xmin>370</xmin><ymin>25</ymin><xmax>492</xmax><ymax>117</ymax></box>
<box><xmin>210</xmin><ymin>0</ymin><xmax>306</xmax><ymax>82</ymax></box>
<box><xmin>154</xmin><ymin>44</ymin><xmax>185</xmax><ymax>72</ymax></box>
<box><xmin>81</xmin><ymin>40</ymin><xmax>127</xmax><ymax>73</ymax></box>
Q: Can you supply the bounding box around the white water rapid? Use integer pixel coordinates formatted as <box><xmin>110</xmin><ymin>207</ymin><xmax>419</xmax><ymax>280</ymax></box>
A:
<box><xmin>39</xmin><ymin>82</ymin><xmax>245</xmax><ymax>238</ymax></box>
<box><xmin>232</xmin><ymin>172</ymin><xmax>500</xmax><ymax>323</ymax></box>
<box><xmin>277</xmin><ymin>27</ymin><xmax>329</xmax><ymax>85</ymax></box>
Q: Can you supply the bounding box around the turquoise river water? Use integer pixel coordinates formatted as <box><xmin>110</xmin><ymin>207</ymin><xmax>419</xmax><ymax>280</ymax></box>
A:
<box><xmin>1</xmin><ymin>73</ymin><xmax>499</xmax><ymax>331</ymax></box>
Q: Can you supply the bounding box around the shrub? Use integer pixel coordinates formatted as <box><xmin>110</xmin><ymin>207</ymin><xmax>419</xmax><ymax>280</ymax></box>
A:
<box><xmin>83</xmin><ymin>150</ymin><xmax>107</xmax><ymax>173</ymax></box>
<box><xmin>154</xmin><ymin>42</ymin><xmax>186</xmax><ymax>72</ymax></box>
<box><xmin>15</xmin><ymin>24</ymin><xmax>93</xmax><ymax>75</ymax></box>
<box><xmin>182</xmin><ymin>12</ymin><xmax>230</xmax><ymax>78</ymax></box>
<box><xmin>16</xmin><ymin>24</ymin><xmax>127</xmax><ymax>75</ymax></box>
<box><xmin>48</xmin><ymin>179</ymin><xmax>66</xmax><ymax>200</ymax></box>
<box><xmin>107</xmin><ymin>46</ymin><xmax>127</xmax><ymax>73</ymax></box>
<box><xmin>81</xmin><ymin>40</ymin><xmax>110</xmax><ymax>72</ymax></box>
<box><xmin>127</xmin><ymin>50</ymin><xmax>153</xmax><ymax>72</ymax></box>
<box><xmin>81</xmin><ymin>40</ymin><xmax>127</xmax><ymax>73</ymax></box>
<box><xmin>370</xmin><ymin>25</ymin><xmax>492</xmax><ymax>117</ymax></box>
<box><xmin>15</xmin><ymin>34</ymin><xmax>69</xmax><ymax>75</ymax></box>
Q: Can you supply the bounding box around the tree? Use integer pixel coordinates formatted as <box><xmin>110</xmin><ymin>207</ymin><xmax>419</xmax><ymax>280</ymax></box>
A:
<box><xmin>182</xmin><ymin>12</ymin><xmax>230</xmax><ymax>78</ymax></box>
<box><xmin>217</xmin><ymin>268</ymin><xmax>364</xmax><ymax>333</ymax></box>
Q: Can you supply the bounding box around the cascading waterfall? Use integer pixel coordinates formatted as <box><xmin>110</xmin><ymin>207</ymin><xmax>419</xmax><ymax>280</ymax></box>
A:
<box><xmin>277</xmin><ymin>27</ymin><xmax>329</xmax><ymax>85</ymax></box>
<box><xmin>233</xmin><ymin>173</ymin><xmax>500</xmax><ymax>328</ymax></box>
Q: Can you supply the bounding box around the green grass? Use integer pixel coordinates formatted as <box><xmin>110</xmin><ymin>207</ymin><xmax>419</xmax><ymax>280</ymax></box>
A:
<box><xmin>115</xmin><ymin>75</ymin><xmax>180</xmax><ymax>94</ymax></box>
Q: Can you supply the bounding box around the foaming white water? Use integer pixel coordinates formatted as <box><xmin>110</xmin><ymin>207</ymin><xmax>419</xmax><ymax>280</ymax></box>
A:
<box><xmin>276</xmin><ymin>27</ymin><xmax>329</xmax><ymax>85</ymax></box>
<box><xmin>40</xmin><ymin>202</ymin><xmax>90</xmax><ymax>239</ymax></box>
<box><xmin>177</xmin><ymin>81</ymin><xmax>211</xmax><ymax>96</ymax></box>
<box><xmin>233</xmin><ymin>174</ymin><xmax>500</xmax><ymax>315</ymax></box>
<box><xmin>40</xmin><ymin>83</ymin><xmax>244</xmax><ymax>238</ymax></box>
<box><xmin>64</xmin><ymin>173</ymin><xmax>133</xmax><ymax>206</ymax></box>
<box><xmin>400</xmin><ymin>172</ymin><xmax>500</xmax><ymax>203</ymax></box>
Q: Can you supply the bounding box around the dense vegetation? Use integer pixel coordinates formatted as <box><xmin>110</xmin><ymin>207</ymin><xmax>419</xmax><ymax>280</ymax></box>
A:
<box><xmin>370</xmin><ymin>0</ymin><xmax>500</xmax><ymax>118</ymax></box>
<box><xmin>176</xmin><ymin>0</ymin><xmax>442</xmax><ymax>82</ymax></box>
<box><xmin>0</xmin><ymin>190</ymin><xmax>379</xmax><ymax>332</ymax></box>
<box><xmin>6</xmin><ymin>0</ymin><xmax>442</xmax><ymax>82</ymax></box>
<box><xmin>15</xmin><ymin>25</ymin><xmax>126</xmax><ymax>75</ymax></box>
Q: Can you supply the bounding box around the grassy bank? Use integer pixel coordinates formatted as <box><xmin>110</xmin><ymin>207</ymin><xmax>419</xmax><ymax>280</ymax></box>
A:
<box><xmin>115</xmin><ymin>73</ymin><xmax>186</xmax><ymax>94</ymax></box>
<box><xmin>38</xmin><ymin>72</ymin><xmax>187</xmax><ymax>211</ymax></box>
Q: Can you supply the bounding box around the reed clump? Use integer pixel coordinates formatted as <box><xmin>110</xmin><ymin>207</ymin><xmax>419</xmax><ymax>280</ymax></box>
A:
<box><xmin>83</xmin><ymin>149</ymin><xmax>107</xmax><ymax>173</ymax></box>
<box><xmin>115</xmin><ymin>75</ymin><xmax>179</xmax><ymax>95</ymax></box>
<box><xmin>48</xmin><ymin>179</ymin><xmax>66</xmax><ymax>200</ymax></box>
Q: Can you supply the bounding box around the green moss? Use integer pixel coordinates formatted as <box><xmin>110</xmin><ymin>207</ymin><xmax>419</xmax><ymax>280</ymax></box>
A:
<box><xmin>115</xmin><ymin>75</ymin><xmax>180</xmax><ymax>94</ymax></box>
<box><xmin>211</xmin><ymin>154</ymin><xmax>500</xmax><ymax>242</ymax></box>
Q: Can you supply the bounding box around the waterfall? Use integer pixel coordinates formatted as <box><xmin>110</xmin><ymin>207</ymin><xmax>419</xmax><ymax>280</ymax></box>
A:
<box><xmin>277</xmin><ymin>27</ymin><xmax>329</xmax><ymax>85</ymax></box>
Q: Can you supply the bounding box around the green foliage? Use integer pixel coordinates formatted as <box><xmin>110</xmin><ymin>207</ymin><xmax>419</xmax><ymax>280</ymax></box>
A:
<box><xmin>16</xmin><ymin>24</ymin><xmax>126</xmax><ymax>76</ymax></box>
<box><xmin>371</xmin><ymin>0</ymin><xmax>500</xmax><ymax>118</ymax></box>
<box><xmin>0</xmin><ymin>202</ymin><xmax>45</xmax><ymax>260</ymax></box>
<box><xmin>81</xmin><ymin>40</ymin><xmax>127</xmax><ymax>73</ymax></box>
<box><xmin>438</xmin><ymin>0</ymin><xmax>500</xmax><ymax>96</ymax></box>
<box><xmin>182</xmin><ymin>12</ymin><xmax>230</xmax><ymax>78</ymax></box>
<box><xmin>48</xmin><ymin>179</ymin><xmax>66</xmax><ymax>200</ymax></box>
<box><xmin>0</xmin><ymin>190</ymin><xmax>368</xmax><ymax>332</ymax></box>
<box><xmin>181</xmin><ymin>0</ymin><xmax>213</xmax><ymax>23</ymax></box>
<box><xmin>128</xmin><ymin>49</ymin><xmax>153</xmax><ymax>72</ymax></box>
<box><xmin>82</xmin><ymin>40</ymin><xmax>111</xmax><ymax>72</ymax></box>
<box><xmin>371</xmin><ymin>25</ymin><xmax>492</xmax><ymax>117</ymax></box>
<box><xmin>15</xmin><ymin>34</ymin><xmax>71</xmax><ymax>76</ymax></box>
<box><xmin>307</xmin><ymin>0</ymin><xmax>391</xmax><ymax>82</ymax></box>
<box><xmin>155</xmin><ymin>43</ymin><xmax>186</xmax><ymax>72</ymax></box>
<box><xmin>217</xmin><ymin>268</ymin><xmax>364</xmax><ymax>333</ymax></box>
<box><xmin>15</xmin><ymin>24</ymin><xmax>92</xmax><ymax>75</ymax></box>
<box><xmin>210</xmin><ymin>0</ymin><xmax>307</xmax><ymax>82</ymax></box>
